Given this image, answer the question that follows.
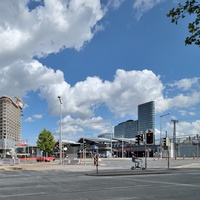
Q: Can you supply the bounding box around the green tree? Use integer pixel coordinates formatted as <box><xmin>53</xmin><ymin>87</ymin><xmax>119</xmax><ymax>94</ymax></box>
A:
<box><xmin>37</xmin><ymin>128</ymin><xmax>55</xmax><ymax>156</ymax></box>
<box><xmin>167</xmin><ymin>0</ymin><xmax>200</xmax><ymax>46</ymax></box>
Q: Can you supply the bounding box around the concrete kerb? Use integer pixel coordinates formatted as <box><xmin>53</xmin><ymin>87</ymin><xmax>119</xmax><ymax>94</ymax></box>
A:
<box><xmin>85</xmin><ymin>169</ymin><xmax>172</xmax><ymax>176</ymax></box>
<box><xmin>173</xmin><ymin>162</ymin><xmax>200</xmax><ymax>168</ymax></box>
<box><xmin>0</xmin><ymin>166</ymin><xmax>23</xmax><ymax>170</ymax></box>
<box><xmin>86</xmin><ymin>163</ymin><xmax>200</xmax><ymax>176</ymax></box>
<box><xmin>0</xmin><ymin>163</ymin><xmax>96</xmax><ymax>171</ymax></box>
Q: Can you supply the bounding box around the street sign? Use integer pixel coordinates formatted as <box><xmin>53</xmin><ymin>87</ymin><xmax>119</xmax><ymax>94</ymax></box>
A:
<box><xmin>94</xmin><ymin>145</ymin><xmax>98</xmax><ymax>150</ymax></box>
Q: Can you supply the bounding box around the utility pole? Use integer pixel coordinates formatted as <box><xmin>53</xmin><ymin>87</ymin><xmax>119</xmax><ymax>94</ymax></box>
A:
<box><xmin>171</xmin><ymin>119</ymin><xmax>178</xmax><ymax>159</ymax></box>
<box><xmin>122</xmin><ymin>135</ymin><xmax>124</xmax><ymax>158</ymax></box>
<box><xmin>160</xmin><ymin>113</ymin><xmax>170</xmax><ymax>158</ymax></box>
<box><xmin>110</xmin><ymin>132</ymin><xmax>113</xmax><ymax>158</ymax></box>
<box><xmin>58</xmin><ymin>96</ymin><xmax>63</xmax><ymax>165</ymax></box>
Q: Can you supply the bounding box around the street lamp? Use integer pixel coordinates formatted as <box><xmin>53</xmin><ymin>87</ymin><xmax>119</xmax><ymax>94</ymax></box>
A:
<box><xmin>58</xmin><ymin>96</ymin><xmax>63</xmax><ymax>165</ymax></box>
<box><xmin>160</xmin><ymin>113</ymin><xmax>170</xmax><ymax>158</ymax></box>
<box><xmin>110</xmin><ymin>132</ymin><xmax>113</xmax><ymax>158</ymax></box>
<box><xmin>171</xmin><ymin>119</ymin><xmax>178</xmax><ymax>159</ymax></box>
<box><xmin>122</xmin><ymin>135</ymin><xmax>124</xmax><ymax>158</ymax></box>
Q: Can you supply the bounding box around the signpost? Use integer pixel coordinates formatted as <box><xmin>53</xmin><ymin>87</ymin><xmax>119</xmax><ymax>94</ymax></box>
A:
<box><xmin>144</xmin><ymin>129</ymin><xmax>154</xmax><ymax>170</ymax></box>
<box><xmin>193</xmin><ymin>139</ymin><xmax>200</xmax><ymax>163</ymax></box>
<box><xmin>198</xmin><ymin>139</ymin><xmax>200</xmax><ymax>163</ymax></box>
<box><xmin>94</xmin><ymin>154</ymin><xmax>99</xmax><ymax>174</ymax></box>
<box><xmin>93</xmin><ymin>145</ymin><xmax>99</xmax><ymax>174</ymax></box>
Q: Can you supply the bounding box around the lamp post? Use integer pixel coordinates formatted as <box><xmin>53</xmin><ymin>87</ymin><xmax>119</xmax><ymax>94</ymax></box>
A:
<box><xmin>122</xmin><ymin>135</ymin><xmax>124</xmax><ymax>158</ymax></box>
<box><xmin>171</xmin><ymin>119</ymin><xmax>178</xmax><ymax>159</ymax></box>
<box><xmin>160</xmin><ymin>113</ymin><xmax>170</xmax><ymax>158</ymax></box>
<box><xmin>58</xmin><ymin>96</ymin><xmax>63</xmax><ymax>165</ymax></box>
<box><xmin>110</xmin><ymin>132</ymin><xmax>113</xmax><ymax>158</ymax></box>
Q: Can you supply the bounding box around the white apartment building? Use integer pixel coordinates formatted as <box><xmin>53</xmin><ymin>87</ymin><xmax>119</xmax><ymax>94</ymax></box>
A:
<box><xmin>0</xmin><ymin>96</ymin><xmax>22</xmax><ymax>151</ymax></box>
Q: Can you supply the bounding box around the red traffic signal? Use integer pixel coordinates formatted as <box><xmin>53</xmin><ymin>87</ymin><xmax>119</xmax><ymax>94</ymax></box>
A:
<box><xmin>146</xmin><ymin>132</ymin><xmax>154</xmax><ymax>144</ymax></box>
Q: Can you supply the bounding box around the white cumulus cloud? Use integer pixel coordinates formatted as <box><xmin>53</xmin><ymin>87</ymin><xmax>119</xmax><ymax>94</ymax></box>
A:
<box><xmin>0</xmin><ymin>0</ymin><xmax>105</xmax><ymax>66</ymax></box>
<box><xmin>133</xmin><ymin>0</ymin><xmax>163</xmax><ymax>20</ymax></box>
<box><xmin>168</xmin><ymin>78</ymin><xmax>200</xmax><ymax>91</ymax></box>
<box><xmin>166</xmin><ymin>120</ymin><xmax>200</xmax><ymax>138</ymax></box>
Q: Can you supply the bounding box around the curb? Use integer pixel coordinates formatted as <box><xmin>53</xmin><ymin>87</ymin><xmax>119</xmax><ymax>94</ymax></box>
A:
<box><xmin>0</xmin><ymin>166</ymin><xmax>23</xmax><ymax>170</ymax></box>
<box><xmin>85</xmin><ymin>169</ymin><xmax>172</xmax><ymax>176</ymax></box>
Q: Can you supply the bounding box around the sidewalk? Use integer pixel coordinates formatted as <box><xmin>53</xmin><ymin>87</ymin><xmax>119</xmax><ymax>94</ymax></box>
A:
<box><xmin>0</xmin><ymin>158</ymin><xmax>200</xmax><ymax>172</ymax></box>
<box><xmin>173</xmin><ymin>162</ymin><xmax>200</xmax><ymax>168</ymax></box>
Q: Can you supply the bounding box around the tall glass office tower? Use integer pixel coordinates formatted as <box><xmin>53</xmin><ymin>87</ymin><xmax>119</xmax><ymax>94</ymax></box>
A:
<box><xmin>138</xmin><ymin>101</ymin><xmax>155</xmax><ymax>134</ymax></box>
<box><xmin>114</xmin><ymin>101</ymin><xmax>155</xmax><ymax>139</ymax></box>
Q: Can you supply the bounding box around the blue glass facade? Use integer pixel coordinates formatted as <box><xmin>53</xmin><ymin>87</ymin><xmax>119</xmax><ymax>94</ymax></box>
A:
<box><xmin>138</xmin><ymin>101</ymin><xmax>155</xmax><ymax>133</ymax></box>
<box><xmin>114</xmin><ymin>101</ymin><xmax>155</xmax><ymax>138</ymax></box>
<box><xmin>114</xmin><ymin>120</ymin><xmax>138</xmax><ymax>138</ymax></box>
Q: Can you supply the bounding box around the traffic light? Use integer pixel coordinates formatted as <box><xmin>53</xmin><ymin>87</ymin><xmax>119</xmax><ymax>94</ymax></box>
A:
<box><xmin>83</xmin><ymin>142</ymin><xmax>87</xmax><ymax>149</ymax></box>
<box><xmin>146</xmin><ymin>132</ymin><xmax>154</xmax><ymax>144</ymax></box>
<box><xmin>163</xmin><ymin>137</ymin><xmax>169</xmax><ymax>147</ymax></box>
<box><xmin>135</xmin><ymin>135</ymin><xmax>140</xmax><ymax>145</ymax></box>
<box><xmin>54</xmin><ymin>142</ymin><xmax>59</xmax><ymax>149</ymax></box>
<box><xmin>163</xmin><ymin>137</ymin><xmax>166</xmax><ymax>146</ymax></box>
<box><xmin>140</xmin><ymin>134</ymin><xmax>144</xmax><ymax>142</ymax></box>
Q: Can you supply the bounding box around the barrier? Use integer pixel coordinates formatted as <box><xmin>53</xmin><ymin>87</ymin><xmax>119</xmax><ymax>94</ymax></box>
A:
<box><xmin>0</xmin><ymin>158</ymin><xmax>20</xmax><ymax>166</ymax></box>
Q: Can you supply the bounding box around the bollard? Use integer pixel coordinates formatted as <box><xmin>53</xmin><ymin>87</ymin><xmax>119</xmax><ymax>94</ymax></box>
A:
<box><xmin>153</xmin><ymin>153</ymin><xmax>156</xmax><ymax>161</ymax></box>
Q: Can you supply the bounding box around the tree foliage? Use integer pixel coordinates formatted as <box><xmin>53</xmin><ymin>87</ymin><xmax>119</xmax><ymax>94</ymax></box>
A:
<box><xmin>167</xmin><ymin>0</ymin><xmax>200</xmax><ymax>46</ymax></box>
<box><xmin>37</xmin><ymin>128</ymin><xmax>55</xmax><ymax>156</ymax></box>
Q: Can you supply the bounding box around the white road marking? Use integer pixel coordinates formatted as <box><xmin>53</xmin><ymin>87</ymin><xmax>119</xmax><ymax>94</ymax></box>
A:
<box><xmin>0</xmin><ymin>192</ymin><xmax>46</xmax><ymax>198</ymax></box>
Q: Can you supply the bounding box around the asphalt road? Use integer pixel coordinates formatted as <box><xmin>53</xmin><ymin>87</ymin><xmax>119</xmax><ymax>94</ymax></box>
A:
<box><xmin>0</xmin><ymin>158</ymin><xmax>199</xmax><ymax>200</ymax></box>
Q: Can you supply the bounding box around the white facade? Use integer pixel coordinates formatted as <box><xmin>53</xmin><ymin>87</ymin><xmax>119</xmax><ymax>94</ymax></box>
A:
<box><xmin>0</xmin><ymin>96</ymin><xmax>22</xmax><ymax>149</ymax></box>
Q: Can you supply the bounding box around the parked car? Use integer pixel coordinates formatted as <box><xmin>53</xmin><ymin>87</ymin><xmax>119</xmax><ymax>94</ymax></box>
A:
<box><xmin>36</xmin><ymin>156</ymin><xmax>55</xmax><ymax>162</ymax></box>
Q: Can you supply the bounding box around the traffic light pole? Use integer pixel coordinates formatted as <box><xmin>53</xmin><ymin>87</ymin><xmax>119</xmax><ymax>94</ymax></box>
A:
<box><xmin>167</xmin><ymin>147</ymin><xmax>170</xmax><ymax>169</ymax></box>
<box><xmin>83</xmin><ymin>138</ymin><xmax>86</xmax><ymax>165</ymax></box>
<box><xmin>58</xmin><ymin>96</ymin><xmax>63</xmax><ymax>165</ymax></box>
<box><xmin>144</xmin><ymin>129</ymin><xmax>154</xmax><ymax>170</ymax></box>
<box><xmin>144</xmin><ymin>131</ymin><xmax>147</xmax><ymax>170</ymax></box>
<box><xmin>160</xmin><ymin>113</ymin><xmax>170</xmax><ymax>158</ymax></box>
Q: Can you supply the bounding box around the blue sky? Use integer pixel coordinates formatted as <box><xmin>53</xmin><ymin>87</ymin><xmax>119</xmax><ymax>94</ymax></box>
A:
<box><xmin>0</xmin><ymin>0</ymin><xmax>200</xmax><ymax>145</ymax></box>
